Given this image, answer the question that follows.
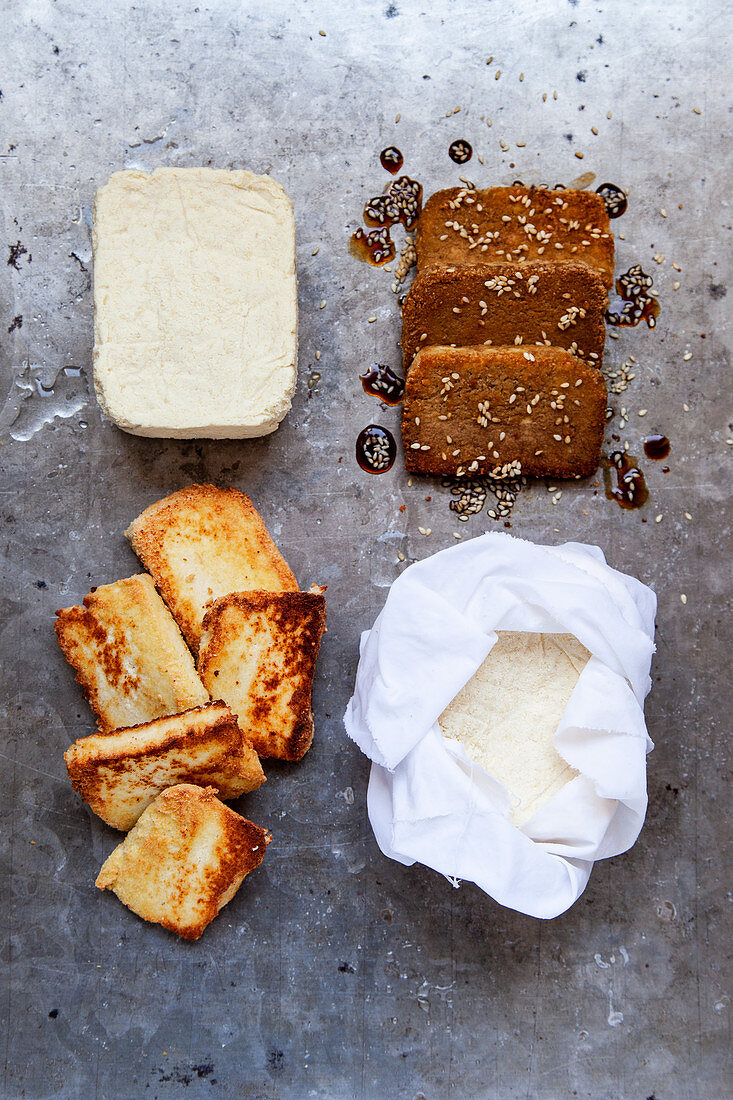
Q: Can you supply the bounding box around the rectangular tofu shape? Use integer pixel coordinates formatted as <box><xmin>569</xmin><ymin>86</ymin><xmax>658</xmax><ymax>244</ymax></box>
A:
<box><xmin>126</xmin><ymin>484</ymin><xmax>299</xmax><ymax>654</ymax></box>
<box><xmin>401</xmin><ymin>344</ymin><xmax>607</xmax><ymax>479</ymax></box>
<box><xmin>415</xmin><ymin>186</ymin><xmax>614</xmax><ymax>286</ymax></box>
<box><xmin>401</xmin><ymin>262</ymin><xmax>607</xmax><ymax>371</ymax></box>
<box><xmin>55</xmin><ymin>574</ymin><xmax>209</xmax><ymax>733</ymax></box>
<box><xmin>64</xmin><ymin>702</ymin><xmax>265</xmax><ymax>831</ymax></box>
<box><xmin>95</xmin><ymin>784</ymin><xmax>271</xmax><ymax>940</ymax></box>
<box><xmin>93</xmin><ymin>167</ymin><xmax>297</xmax><ymax>439</ymax></box>
<box><xmin>198</xmin><ymin>590</ymin><xmax>327</xmax><ymax>761</ymax></box>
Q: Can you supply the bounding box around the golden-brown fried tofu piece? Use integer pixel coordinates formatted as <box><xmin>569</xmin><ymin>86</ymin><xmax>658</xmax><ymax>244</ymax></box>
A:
<box><xmin>126</xmin><ymin>483</ymin><xmax>298</xmax><ymax>654</ymax></box>
<box><xmin>415</xmin><ymin>185</ymin><xmax>614</xmax><ymax>286</ymax></box>
<box><xmin>55</xmin><ymin>574</ymin><xmax>209</xmax><ymax>733</ymax></box>
<box><xmin>402</xmin><ymin>344</ymin><xmax>607</xmax><ymax>479</ymax></box>
<box><xmin>401</xmin><ymin>262</ymin><xmax>607</xmax><ymax>371</ymax></box>
<box><xmin>198</xmin><ymin>589</ymin><xmax>327</xmax><ymax>762</ymax></box>
<box><xmin>95</xmin><ymin>784</ymin><xmax>271</xmax><ymax>940</ymax></box>
<box><xmin>64</xmin><ymin>702</ymin><xmax>265</xmax><ymax>831</ymax></box>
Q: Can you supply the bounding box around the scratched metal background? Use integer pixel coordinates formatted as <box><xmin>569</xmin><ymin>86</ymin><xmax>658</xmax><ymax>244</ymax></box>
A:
<box><xmin>1</xmin><ymin>1</ymin><xmax>731</xmax><ymax>1097</ymax></box>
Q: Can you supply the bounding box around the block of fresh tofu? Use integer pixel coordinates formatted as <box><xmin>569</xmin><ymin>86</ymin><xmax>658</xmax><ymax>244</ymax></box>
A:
<box><xmin>402</xmin><ymin>344</ymin><xmax>607</xmax><ymax>479</ymax></box>
<box><xmin>92</xmin><ymin>167</ymin><xmax>297</xmax><ymax>438</ymax></box>
<box><xmin>198</xmin><ymin>589</ymin><xmax>327</xmax><ymax>761</ymax></box>
<box><xmin>55</xmin><ymin>574</ymin><xmax>209</xmax><ymax>733</ymax></box>
<box><xmin>415</xmin><ymin>186</ymin><xmax>614</xmax><ymax>286</ymax></box>
<box><xmin>95</xmin><ymin>784</ymin><xmax>271</xmax><ymax>940</ymax></box>
<box><xmin>401</xmin><ymin>262</ymin><xmax>607</xmax><ymax>370</ymax></box>
<box><xmin>126</xmin><ymin>484</ymin><xmax>298</xmax><ymax>654</ymax></box>
<box><xmin>64</xmin><ymin>702</ymin><xmax>265</xmax><ymax>831</ymax></box>
<box><xmin>439</xmin><ymin>632</ymin><xmax>590</xmax><ymax>826</ymax></box>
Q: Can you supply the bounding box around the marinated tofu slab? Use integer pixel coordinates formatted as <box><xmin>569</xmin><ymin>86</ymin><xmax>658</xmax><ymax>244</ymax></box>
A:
<box><xmin>402</xmin><ymin>344</ymin><xmax>607</xmax><ymax>479</ymax></box>
<box><xmin>415</xmin><ymin>185</ymin><xmax>614</xmax><ymax>286</ymax></box>
<box><xmin>401</xmin><ymin>262</ymin><xmax>608</xmax><ymax>371</ymax></box>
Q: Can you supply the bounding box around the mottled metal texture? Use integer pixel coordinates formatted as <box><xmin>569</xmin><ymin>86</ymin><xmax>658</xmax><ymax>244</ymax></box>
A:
<box><xmin>1</xmin><ymin>1</ymin><xmax>730</xmax><ymax>1097</ymax></box>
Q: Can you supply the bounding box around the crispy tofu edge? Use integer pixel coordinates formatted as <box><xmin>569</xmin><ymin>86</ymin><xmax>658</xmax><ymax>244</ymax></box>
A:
<box><xmin>198</xmin><ymin>590</ymin><xmax>327</xmax><ymax>763</ymax></box>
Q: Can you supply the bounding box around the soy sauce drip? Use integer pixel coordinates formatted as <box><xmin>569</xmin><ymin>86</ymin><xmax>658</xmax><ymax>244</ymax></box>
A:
<box><xmin>380</xmin><ymin>146</ymin><xmax>403</xmax><ymax>174</ymax></box>
<box><xmin>363</xmin><ymin>175</ymin><xmax>422</xmax><ymax>230</ymax></box>
<box><xmin>356</xmin><ymin>424</ymin><xmax>396</xmax><ymax>473</ymax></box>
<box><xmin>596</xmin><ymin>182</ymin><xmax>628</xmax><ymax>218</ymax></box>
<box><xmin>349</xmin><ymin>227</ymin><xmax>395</xmax><ymax>266</ymax></box>
<box><xmin>604</xmin><ymin>451</ymin><xmax>649</xmax><ymax>509</ymax></box>
<box><xmin>644</xmin><ymin>434</ymin><xmax>671</xmax><ymax>460</ymax></box>
<box><xmin>360</xmin><ymin>364</ymin><xmax>405</xmax><ymax>406</ymax></box>
<box><xmin>449</xmin><ymin>139</ymin><xmax>472</xmax><ymax>164</ymax></box>
<box><xmin>605</xmin><ymin>264</ymin><xmax>660</xmax><ymax>329</ymax></box>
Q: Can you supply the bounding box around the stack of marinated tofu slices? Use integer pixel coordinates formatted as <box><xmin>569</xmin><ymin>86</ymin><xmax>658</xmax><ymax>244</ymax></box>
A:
<box><xmin>56</xmin><ymin>483</ymin><xmax>326</xmax><ymax>940</ymax></box>
<box><xmin>401</xmin><ymin>185</ymin><xmax>613</xmax><ymax>480</ymax></box>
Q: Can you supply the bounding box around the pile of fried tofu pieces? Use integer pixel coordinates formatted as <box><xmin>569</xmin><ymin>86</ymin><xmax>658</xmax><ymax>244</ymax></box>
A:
<box><xmin>401</xmin><ymin>185</ymin><xmax>613</xmax><ymax>480</ymax></box>
<box><xmin>56</xmin><ymin>483</ymin><xmax>326</xmax><ymax>940</ymax></box>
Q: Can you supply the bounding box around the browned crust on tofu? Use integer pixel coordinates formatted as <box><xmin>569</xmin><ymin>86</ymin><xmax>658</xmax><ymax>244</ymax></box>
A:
<box><xmin>198</xmin><ymin>591</ymin><xmax>327</xmax><ymax>762</ymax></box>
<box><xmin>125</xmin><ymin>483</ymin><xmax>298</xmax><ymax>654</ymax></box>
<box><xmin>416</xmin><ymin>186</ymin><xmax>614</xmax><ymax>286</ymax></box>
<box><xmin>55</xmin><ymin>574</ymin><xmax>209</xmax><ymax>733</ymax></box>
<box><xmin>64</xmin><ymin>702</ymin><xmax>265</xmax><ymax>831</ymax></box>
<box><xmin>401</xmin><ymin>262</ymin><xmax>607</xmax><ymax>371</ymax></box>
<box><xmin>95</xmin><ymin>784</ymin><xmax>271</xmax><ymax>940</ymax></box>
<box><xmin>402</xmin><ymin>344</ymin><xmax>607</xmax><ymax>479</ymax></box>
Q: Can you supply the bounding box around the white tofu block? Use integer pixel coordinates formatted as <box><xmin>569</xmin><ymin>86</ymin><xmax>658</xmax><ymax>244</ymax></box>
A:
<box><xmin>92</xmin><ymin>167</ymin><xmax>297</xmax><ymax>438</ymax></box>
<box><xmin>439</xmin><ymin>632</ymin><xmax>590</xmax><ymax>826</ymax></box>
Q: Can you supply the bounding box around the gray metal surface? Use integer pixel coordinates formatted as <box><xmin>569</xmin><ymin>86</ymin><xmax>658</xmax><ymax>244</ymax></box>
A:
<box><xmin>1</xmin><ymin>1</ymin><xmax>730</xmax><ymax>1097</ymax></box>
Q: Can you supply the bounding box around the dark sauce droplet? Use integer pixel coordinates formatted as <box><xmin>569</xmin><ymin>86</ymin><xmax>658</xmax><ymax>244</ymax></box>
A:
<box><xmin>449</xmin><ymin>139</ymin><xmax>472</xmax><ymax>164</ymax></box>
<box><xmin>644</xmin><ymin>434</ymin><xmax>671</xmax><ymax>460</ymax></box>
<box><xmin>363</xmin><ymin>175</ymin><xmax>422</xmax><ymax>230</ymax></box>
<box><xmin>349</xmin><ymin>227</ymin><xmax>395</xmax><ymax>266</ymax></box>
<box><xmin>380</xmin><ymin>146</ymin><xmax>403</xmax><ymax>174</ymax></box>
<box><xmin>596</xmin><ymin>182</ymin><xmax>628</xmax><ymax>218</ymax></box>
<box><xmin>356</xmin><ymin>424</ymin><xmax>396</xmax><ymax>473</ymax></box>
<box><xmin>360</xmin><ymin>364</ymin><xmax>405</xmax><ymax>406</ymax></box>
<box><xmin>604</xmin><ymin>451</ymin><xmax>649</xmax><ymax>509</ymax></box>
<box><xmin>605</xmin><ymin>264</ymin><xmax>660</xmax><ymax>329</ymax></box>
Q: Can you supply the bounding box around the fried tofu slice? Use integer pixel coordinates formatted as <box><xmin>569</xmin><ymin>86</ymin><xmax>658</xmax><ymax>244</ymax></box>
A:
<box><xmin>402</xmin><ymin>344</ymin><xmax>607</xmax><ymax>479</ymax></box>
<box><xmin>401</xmin><ymin>262</ymin><xmax>607</xmax><ymax>371</ymax></box>
<box><xmin>95</xmin><ymin>784</ymin><xmax>271</xmax><ymax>940</ymax></box>
<box><xmin>55</xmin><ymin>574</ymin><xmax>209</xmax><ymax>733</ymax></box>
<box><xmin>64</xmin><ymin>702</ymin><xmax>265</xmax><ymax>831</ymax></box>
<box><xmin>198</xmin><ymin>589</ymin><xmax>327</xmax><ymax>762</ymax></box>
<box><xmin>126</xmin><ymin>484</ymin><xmax>298</xmax><ymax>654</ymax></box>
<box><xmin>415</xmin><ymin>186</ymin><xmax>614</xmax><ymax>286</ymax></box>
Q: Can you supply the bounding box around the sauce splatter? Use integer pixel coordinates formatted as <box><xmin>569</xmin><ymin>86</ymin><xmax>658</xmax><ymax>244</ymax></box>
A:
<box><xmin>356</xmin><ymin>424</ymin><xmax>396</xmax><ymax>473</ymax></box>
<box><xmin>360</xmin><ymin>364</ymin><xmax>405</xmax><ymax>405</ymax></box>
<box><xmin>380</xmin><ymin>146</ymin><xmax>403</xmax><ymax>174</ymax></box>
<box><xmin>596</xmin><ymin>182</ymin><xmax>628</xmax><ymax>218</ymax></box>
<box><xmin>349</xmin><ymin>227</ymin><xmax>395</xmax><ymax>266</ymax></box>
<box><xmin>604</xmin><ymin>451</ymin><xmax>649</xmax><ymax>509</ymax></box>
<box><xmin>605</xmin><ymin>265</ymin><xmax>660</xmax><ymax>329</ymax></box>
<box><xmin>644</xmin><ymin>434</ymin><xmax>671</xmax><ymax>460</ymax></box>
<box><xmin>449</xmin><ymin>139</ymin><xmax>472</xmax><ymax>165</ymax></box>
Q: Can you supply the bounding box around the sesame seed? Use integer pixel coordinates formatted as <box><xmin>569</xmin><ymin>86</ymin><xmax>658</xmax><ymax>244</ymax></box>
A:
<box><xmin>683</xmin><ymin>403</ymin><xmax>690</xmax><ymax>411</ymax></box>
<box><xmin>683</xmin><ymin>351</ymin><xmax>692</xmax><ymax>361</ymax></box>
<box><xmin>319</xmin><ymin>300</ymin><xmax>326</xmax><ymax>309</ymax></box>
<box><xmin>680</xmin><ymin>593</ymin><xmax>688</xmax><ymax>604</ymax></box>
<box><xmin>397</xmin><ymin>551</ymin><xmax>405</xmax><ymax>561</ymax></box>
<box><xmin>684</xmin><ymin>512</ymin><xmax>692</xmax><ymax>520</ymax></box>
<box><xmin>655</xmin><ymin>514</ymin><xmax>663</xmax><ymax>523</ymax></box>
<box><xmin>574</xmin><ymin>152</ymin><xmax>584</xmax><ymax>159</ymax></box>
<box><xmin>638</xmin><ymin>409</ymin><xmax>648</xmax><ymax>417</ymax></box>
<box><xmin>367</xmin><ymin>316</ymin><xmax>377</xmax><ymax>323</ymax></box>
<box><xmin>660</xmin><ymin>208</ymin><xmax>667</xmax><ymax>217</ymax></box>
<box><xmin>312</xmin><ymin>247</ymin><xmax>320</xmax><ymax>255</ymax></box>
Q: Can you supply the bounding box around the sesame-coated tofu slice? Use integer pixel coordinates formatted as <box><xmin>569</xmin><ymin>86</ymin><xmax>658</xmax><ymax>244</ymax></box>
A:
<box><xmin>95</xmin><ymin>784</ymin><xmax>271</xmax><ymax>940</ymax></box>
<box><xmin>65</xmin><ymin>702</ymin><xmax>265</xmax><ymax>831</ymax></box>
<box><xmin>401</xmin><ymin>262</ymin><xmax>607</xmax><ymax>371</ymax></box>
<box><xmin>126</xmin><ymin>483</ymin><xmax>298</xmax><ymax>654</ymax></box>
<box><xmin>55</xmin><ymin>574</ymin><xmax>209</xmax><ymax>733</ymax></box>
<box><xmin>402</xmin><ymin>344</ymin><xmax>607</xmax><ymax>479</ymax></box>
<box><xmin>198</xmin><ymin>589</ymin><xmax>326</xmax><ymax>762</ymax></box>
<box><xmin>416</xmin><ymin>186</ymin><xmax>614</xmax><ymax>286</ymax></box>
